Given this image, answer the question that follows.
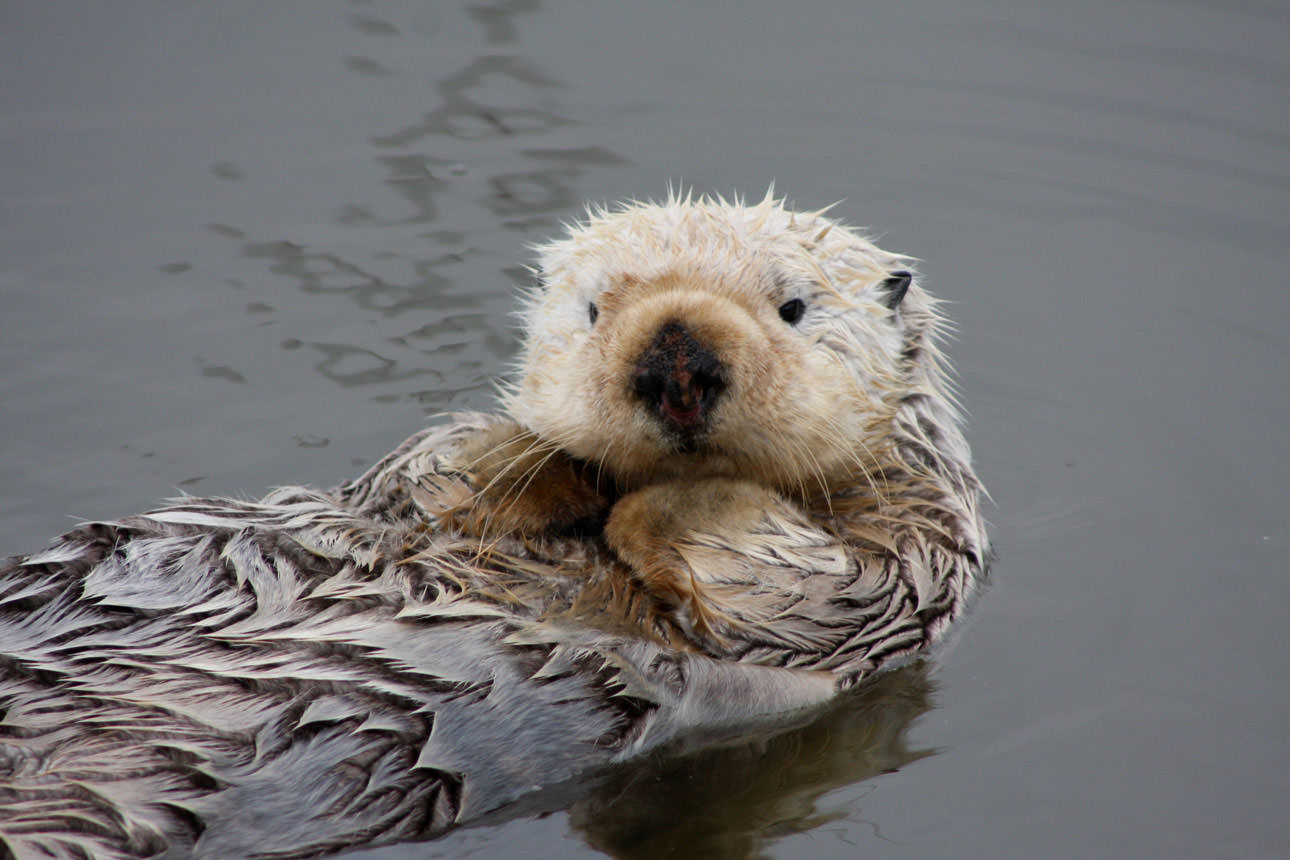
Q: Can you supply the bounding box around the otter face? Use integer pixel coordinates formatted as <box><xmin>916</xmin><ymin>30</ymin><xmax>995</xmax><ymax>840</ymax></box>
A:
<box><xmin>505</xmin><ymin>194</ymin><xmax>932</xmax><ymax>494</ymax></box>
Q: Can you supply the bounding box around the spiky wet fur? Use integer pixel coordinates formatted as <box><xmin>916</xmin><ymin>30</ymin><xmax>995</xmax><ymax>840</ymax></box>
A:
<box><xmin>0</xmin><ymin>193</ymin><xmax>987</xmax><ymax>859</ymax></box>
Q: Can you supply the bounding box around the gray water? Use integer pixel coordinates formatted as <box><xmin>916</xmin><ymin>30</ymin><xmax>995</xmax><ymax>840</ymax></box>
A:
<box><xmin>2</xmin><ymin>2</ymin><xmax>1287</xmax><ymax>858</ymax></box>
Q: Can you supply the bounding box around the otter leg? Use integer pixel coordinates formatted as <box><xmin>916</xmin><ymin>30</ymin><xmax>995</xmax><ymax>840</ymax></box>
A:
<box><xmin>447</xmin><ymin>421</ymin><xmax>611</xmax><ymax>539</ymax></box>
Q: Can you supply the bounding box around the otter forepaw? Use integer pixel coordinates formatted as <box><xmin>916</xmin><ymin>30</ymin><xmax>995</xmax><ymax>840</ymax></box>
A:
<box><xmin>447</xmin><ymin>422</ymin><xmax>611</xmax><ymax>539</ymax></box>
<box><xmin>605</xmin><ymin>479</ymin><xmax>811</xmax><ymax>651</ymax></box>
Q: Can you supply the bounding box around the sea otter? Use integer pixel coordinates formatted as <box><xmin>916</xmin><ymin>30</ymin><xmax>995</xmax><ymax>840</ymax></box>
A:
<box><xmin>0</xmin><ymin>193</ymin><xmax>987</xmax><ymax>859</ymax></box>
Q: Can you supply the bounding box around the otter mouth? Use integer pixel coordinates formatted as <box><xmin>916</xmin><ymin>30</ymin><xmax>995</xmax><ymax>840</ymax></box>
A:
<box><xmin>630</xmin><ymin>320</ymin><xmax>726</xmax><ymax>448</ymax></box>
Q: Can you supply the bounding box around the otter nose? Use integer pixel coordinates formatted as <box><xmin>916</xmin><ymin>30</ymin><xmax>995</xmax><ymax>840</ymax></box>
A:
<box><xmin>632</xmin><ymin>321</ymin><xmax>725</xmax><ymax>433</ymax></box>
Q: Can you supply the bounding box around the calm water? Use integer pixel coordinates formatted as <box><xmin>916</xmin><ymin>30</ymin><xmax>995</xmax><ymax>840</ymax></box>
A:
<box><xmin>3</xmin><ymin>2</ymin><xmax>1288</xmax><ymax>858</ymax></box>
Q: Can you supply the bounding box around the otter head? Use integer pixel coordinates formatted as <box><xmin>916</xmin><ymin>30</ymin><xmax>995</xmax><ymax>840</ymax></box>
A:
<box><xmin>504</xmin><ymin>193</ymin><xmax>941</xmax><ymax>495</ymax></box>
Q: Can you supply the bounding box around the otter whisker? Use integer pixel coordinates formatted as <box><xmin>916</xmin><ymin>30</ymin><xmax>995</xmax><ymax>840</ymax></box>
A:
<box><xmin>472</xmin><ymin>435</ymin><xmax>568</xmax><ymax>507</ymax></box>
<box><xmin>471</xmin><ymin>440</ymin><xmax>568</xmax><ymax>546</ymax></box>
<box><xmin>787</xmin><ymin>427</ymin><xmax>834</xmax><ymax>511</ymax></box>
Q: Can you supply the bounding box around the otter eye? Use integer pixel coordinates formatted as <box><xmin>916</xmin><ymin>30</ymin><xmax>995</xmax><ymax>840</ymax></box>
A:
<box><xmin>588</xmin><ymin>302</ymin><xmax>599</xmax><ymax>325</ymax></box>
<box><xmin>778</xmin><ymin>298</ymin><xmax>806</xmax><ymax>325</ymax></box>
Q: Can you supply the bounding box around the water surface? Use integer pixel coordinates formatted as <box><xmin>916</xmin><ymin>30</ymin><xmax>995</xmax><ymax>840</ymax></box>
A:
<box><xmin>2</xmin><ymin>2</ymin><xmax>1287</xmax><ymax>858</ymax></box>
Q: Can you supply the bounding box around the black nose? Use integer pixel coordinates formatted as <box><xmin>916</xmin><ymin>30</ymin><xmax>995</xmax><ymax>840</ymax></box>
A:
<box><xmin>632</xmin><ymin>321</ymin><xmax>725</xmax><ymax>435</ymax></box>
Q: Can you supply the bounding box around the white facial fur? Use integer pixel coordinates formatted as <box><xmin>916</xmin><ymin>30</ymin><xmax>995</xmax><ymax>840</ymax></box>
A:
<box><xmin>504</xmin><ymin>193</ymin><xmax>938</xmax><ymax>494</ymax></box>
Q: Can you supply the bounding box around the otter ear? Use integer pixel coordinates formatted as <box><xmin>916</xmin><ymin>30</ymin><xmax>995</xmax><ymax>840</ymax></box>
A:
<box><xmin>880</xmin><ymin>271</ymin><xmax>912</xmax><ymax>309</ymax></box>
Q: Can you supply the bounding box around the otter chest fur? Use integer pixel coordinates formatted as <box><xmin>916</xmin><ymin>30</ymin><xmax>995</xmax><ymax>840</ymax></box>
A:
<box><xmin>0</xmin><ymin>193</ymin><xmax>987</xmax><ymax>859</ymax></box>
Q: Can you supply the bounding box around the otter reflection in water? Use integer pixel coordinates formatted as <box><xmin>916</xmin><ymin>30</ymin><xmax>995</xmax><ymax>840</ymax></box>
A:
<box><xmin>0</xmin><ymin>194</ymin><xmax>986</xmax><ymax>859</ymax></box>
<box><xmin>569</xmin><ymin>663</ymin><xmax>933</xmax><ymax>860</ymax></box>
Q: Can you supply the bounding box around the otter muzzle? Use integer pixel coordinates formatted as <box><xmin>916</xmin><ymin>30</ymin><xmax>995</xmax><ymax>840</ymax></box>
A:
<box><xmin>632</xmin><ymin>321</ymin><xmax>725</xmax><ymax>439</ymax></box>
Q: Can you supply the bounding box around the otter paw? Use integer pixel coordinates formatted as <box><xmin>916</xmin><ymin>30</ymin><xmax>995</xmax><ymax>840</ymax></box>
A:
<box><xmin>604</xmin><ymin>478</ymin><xmax>792</xmax><ymax>645</ymax></box>
<box><xmin>448</xmin><ymin>422</ymin><xmax>611</xmax><ymax>539</ymax></box>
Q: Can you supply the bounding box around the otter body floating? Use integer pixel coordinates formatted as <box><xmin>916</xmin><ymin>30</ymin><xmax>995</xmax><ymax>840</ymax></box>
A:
<box><xmin>0</xmin><ymin>193</ymin><xmax>987</xmax><ymax>859</ymax></box>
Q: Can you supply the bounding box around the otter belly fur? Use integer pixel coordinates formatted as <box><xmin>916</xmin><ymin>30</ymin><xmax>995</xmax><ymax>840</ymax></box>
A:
<box><xmin>0</xmin><ymin>193</ymin><xmax>987</xmax><ymax>859</ymax></box>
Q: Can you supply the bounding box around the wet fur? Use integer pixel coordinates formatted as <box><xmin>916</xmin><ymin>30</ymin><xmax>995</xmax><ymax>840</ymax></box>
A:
<box><xmin>0</xmin><ymin>193</ymin><xmax>987</xmax><ymax>858</ymax></box>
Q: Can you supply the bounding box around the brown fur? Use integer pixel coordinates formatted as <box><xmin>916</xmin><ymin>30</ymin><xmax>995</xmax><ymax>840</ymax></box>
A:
<box><xmin>444</xmin><ymin>421</ymin><xmax>611</xmax><ymax>539</ymax></box>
